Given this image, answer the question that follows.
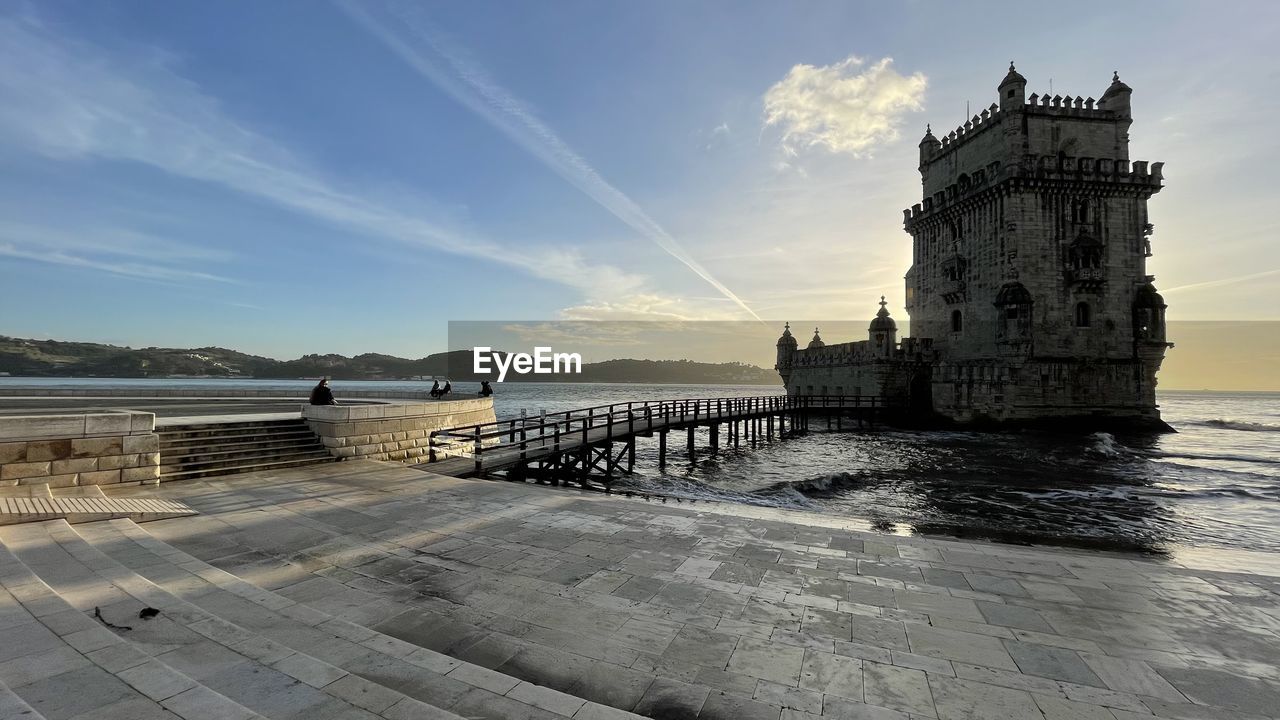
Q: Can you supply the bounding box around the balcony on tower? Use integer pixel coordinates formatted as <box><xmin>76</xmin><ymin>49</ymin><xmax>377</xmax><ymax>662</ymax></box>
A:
<box><xmin>1065</xmin><ymin>229</ymin><xmax>1105</xmax><ymax>291</ymax></box>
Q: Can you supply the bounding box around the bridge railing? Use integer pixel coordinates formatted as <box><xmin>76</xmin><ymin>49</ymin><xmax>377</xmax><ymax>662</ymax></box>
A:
<box><xmin>427</xmin><ymin>394</ymin><xmax>892</xmax><ymax>474</ymax></box>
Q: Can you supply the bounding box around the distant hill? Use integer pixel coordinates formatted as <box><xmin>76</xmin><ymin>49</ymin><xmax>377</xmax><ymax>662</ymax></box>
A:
<box><xmin>0</xmin><ymin>336</ymin><xmax>779</xmax><ymax>385</ymax></box>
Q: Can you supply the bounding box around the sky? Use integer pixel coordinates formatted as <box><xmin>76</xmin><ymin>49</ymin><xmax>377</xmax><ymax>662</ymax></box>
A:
<box><xmin>1</xmin><ymin>0</ymin><xmax>1278</xmax><ymax>362</ymax></box>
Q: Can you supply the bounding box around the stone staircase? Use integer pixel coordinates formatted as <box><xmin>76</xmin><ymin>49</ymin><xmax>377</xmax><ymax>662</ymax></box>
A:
<box><xmin>158</xmin><ymin>419</ymin><xmax>335</xmax><ymax>481</ymax></box>
<box><xmin>0</xmin><ymin>483</ymin><xmax>196</xmax><ymax>526</ymax></box>
<box><xmin>0</xmin><ymin>517</ymin><xmax>637</xmax><ymax>720</ymax></box>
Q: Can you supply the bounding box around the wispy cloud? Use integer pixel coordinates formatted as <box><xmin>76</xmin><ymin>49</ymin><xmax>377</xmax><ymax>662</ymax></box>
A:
<box><xmin>335</xmin><ymin>0</ymin><xmax>760</xmax><ymax>321</ymax></box>
<box><xmin>764</xmin><ymin>56</ymin><xmax>926</xmax><ymax>158</ymax></box>
<box><xmin>1162</xmin><ymin>268</ymin><xmax>1280</xmax><ymax>294</ymax></box>
<box><xmin>0</xmin><ymin>241</ymin><xmax>237</xmax><ymax>284</ymax></box>
<box><xmin>0</xmin><ymin>12</ymin><xmax>639</xmax><ymax>301</ymax></box>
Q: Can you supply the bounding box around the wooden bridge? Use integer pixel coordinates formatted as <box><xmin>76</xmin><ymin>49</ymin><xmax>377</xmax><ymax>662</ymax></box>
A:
<box><xmin>421</xmin><ymin>395</ymin><xmax>898</xmax><ymax>487</ymax></box>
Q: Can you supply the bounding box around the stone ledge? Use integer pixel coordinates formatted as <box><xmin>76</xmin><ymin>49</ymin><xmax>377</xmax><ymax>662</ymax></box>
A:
<box><xmin>0</xmin><ymin>411</ymin><xmax>155</xmax><ymax>441</ymax></box>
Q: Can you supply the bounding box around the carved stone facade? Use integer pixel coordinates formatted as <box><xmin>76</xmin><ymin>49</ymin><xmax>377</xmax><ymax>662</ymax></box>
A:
<box><xmin>777</xmin><ymin>65</ymin><xmax>1172</xmax><ymax>429</ymax></box>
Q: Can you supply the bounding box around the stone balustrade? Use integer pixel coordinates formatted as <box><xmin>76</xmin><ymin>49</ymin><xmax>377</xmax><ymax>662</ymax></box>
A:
<box><xmin>303</xmin><ymin>398</ymin><xmax>496</xmax><ymax>463</ymax></box>
<box><xmin>0</xmin><ymin>411</ymin><xmax>160</xmax><ymax>487</ymax></box>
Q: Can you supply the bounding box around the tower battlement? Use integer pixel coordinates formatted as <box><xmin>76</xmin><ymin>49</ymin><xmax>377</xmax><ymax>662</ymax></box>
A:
<box><xmin>903</xmin><ymin>152</ymin><xmax>1164</xmax><ymax>226</ymax></box>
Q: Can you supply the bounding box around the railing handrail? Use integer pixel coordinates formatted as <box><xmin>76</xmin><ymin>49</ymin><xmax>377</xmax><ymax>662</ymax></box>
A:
<box><xmin>429</xmin><ymin>395</ymin><xmax>895</xmax><ymax>462</ymax></box>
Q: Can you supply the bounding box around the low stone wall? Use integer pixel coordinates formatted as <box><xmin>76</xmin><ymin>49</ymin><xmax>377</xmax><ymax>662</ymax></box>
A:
<box><xmin>0</xmin><ymin>388</ymin><xmax>437</xmax><ymax>400</ymax></box>
<box><xmin>303</xmin><ymin>398</ymin><xmax>496</xmax><ymax>463</ymax></box>
<box><xmin>0</xmin><ymin>412</ymin><xmax>160</xmax><ymax>487</ymax></box>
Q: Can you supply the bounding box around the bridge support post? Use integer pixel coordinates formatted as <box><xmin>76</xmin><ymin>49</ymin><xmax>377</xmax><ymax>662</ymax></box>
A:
<box><xmin>767</xmin><ymin>415</ymin><xmax>773</xmax><ymax>440</ymax></box>
<box><xmin>627</xmin><ymin>436</ymin><xmax>635</xmax><ymax>472</ymax></box>
<box><xmin>687</xmin><ymin>426</ymin><xmax>696</xmax><ymax>461</ymax></box>
<box><xmin>658</xmin><ymin>430</ymin><xmax>667</xmax><ymax>468</ymax></box>
<box><xmin>709</xmin><ymin>424</ymin><xmax>719</xmax><ymax>451</ymax></box>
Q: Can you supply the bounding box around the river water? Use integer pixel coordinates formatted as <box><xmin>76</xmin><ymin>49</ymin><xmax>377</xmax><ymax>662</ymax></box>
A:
<box><xmin>2</xmin><ymin>378</ymin><xmax>1277</xmax><ymax>556</ymax></box>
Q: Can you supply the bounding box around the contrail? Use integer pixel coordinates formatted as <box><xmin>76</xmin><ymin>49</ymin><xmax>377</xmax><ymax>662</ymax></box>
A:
<box><xmin>335</xmin><ymin>0</ymin><xmax>761</xmax><ymax>321</ymax></box>
<box><xmin>1162</xmin><ymin>268</ymin><xmax>1280</xmax><ymax>294</ymax></box>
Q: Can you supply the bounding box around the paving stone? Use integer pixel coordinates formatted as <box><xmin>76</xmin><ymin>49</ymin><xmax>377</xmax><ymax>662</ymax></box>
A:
<box><xmin>927</xmin><ymin>675</ymin><xmax>1042</xmax><ymax>720</ymax></box>
<box><xmin>754</xmin><ymin>679</ymin><xmax>822</xmax><ymax>714</ymax></box>
<box><xmin>798</xmin><ymin>650</ymin><xmax>862</xmax><ymax>701</ymax></box>
<box><xmin>727</xmin><ymin>636</ymin><xmax>806</xmax><ymax>686</ymax></box>
<box><xmin>663</xmin><ymin>626</ymin><xmax>740</xmax><ymax>669</ymax></box>
<box><xmin>506</xmin><ymin>681</ymin><xmax>588</xmax><ymax>717</ymax></box>
<box><xmin>1153</xmin><ymin>665</ymin><xmax>1280</xmax><ymax>716</ymax></box>
<box><xmin>862</xmin><ymin>662</ymin><xmax>934</xmax><ymax>717</ymax></box>
<box><xmin>1003</xmin><ymin>641</ymin><xmax>1104</xmax><ymax>687</ymax></box>
<box><xmin>1032</xmin><ymin>694</ymin><xmax>1117</xmax><ymax>720</ymax></box>
<box><xmin>18</xmin><ymin>665</ymin><xmax>143</xmax><ymax>719</ymax></box>
<box><xmin>633</xmin><ymin>677</ymin><xmax>710</xmax><ymax>719</ymax></box>
<box><xmin>819</xmin><ymin>695</ymin><xmax>910</xmax><ymax>720</ymax></box>
<box><xmin>116</xmin><ymin>659</ymin><xmax>199</xmax><ymax>701</ymax></box>
<box><xmin>905</xmin><ymin>625</ymin><xmax>1017</xmax><ymax>670</ymax></box>
<box><xmin>1078</xmin><ymin>653</ymin><xmax>1186</xmax><ymax>701</ymax></box>
<box><xmin>976</xmin><ymin>601</ymin><xmax>1055</xmax><ymax>633</ymax></box>
<box><xmin>565</xmin><ymin>661</ymin><xmax>655</xmax><ymax>711</ymax></box>
<box><xmin>699</xmin><ymin>691</ymin><xmax>782</xmax><ymax>720</ymax></box>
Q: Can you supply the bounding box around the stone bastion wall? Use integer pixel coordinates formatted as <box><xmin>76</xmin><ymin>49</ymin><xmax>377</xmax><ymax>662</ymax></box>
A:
<box><xmin>303</xmin><ymin>398</ymin><xmax>496</xmax><ymax>464</ymax></box>
<box><xmin>0</xmin><ymin>411</ymin><xmax>160</xmax><ymax>488</ymax></box>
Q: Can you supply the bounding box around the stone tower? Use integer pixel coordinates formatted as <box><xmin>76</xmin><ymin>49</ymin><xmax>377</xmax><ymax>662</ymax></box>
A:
<box><xmin>901</xmin><ymin>64</ymin><xmax>1171</xmax><ymax>426</ymax></box>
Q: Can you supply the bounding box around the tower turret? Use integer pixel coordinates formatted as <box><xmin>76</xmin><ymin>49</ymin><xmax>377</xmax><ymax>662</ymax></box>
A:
<box><xmin>775</xmin><ymin>322</ymin><xmax>798</xmax><ymax>384</ymax></box>
<box><xmin>868</xmin><ymin>296</ymin><xmax>897</xmax><ymax>358</ymax></box>
<box><xmin>998</xmin><ymin>61</ymin><xmax>1027</xmax><ymax>112</ymax></box>
<box><xmin>918</xmin><ymin>124</ymin><xmax>940</xmax><ymax>167</ymax></box>
<box><xmin>1100</xmin><ymin>70</ymin><xmax>1132</xmax><ymax>118</ymax></box>
<box><xmin>807</xmin><ymin>327</ymin><xmax>825</xmax><ymax>350</ymax></box>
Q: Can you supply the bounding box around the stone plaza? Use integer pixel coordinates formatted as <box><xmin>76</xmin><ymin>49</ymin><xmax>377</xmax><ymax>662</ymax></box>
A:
<box><xmin>3</xmin><ymin>458</ymin><xmax>1273</xmax><ymax>719</ymax></box>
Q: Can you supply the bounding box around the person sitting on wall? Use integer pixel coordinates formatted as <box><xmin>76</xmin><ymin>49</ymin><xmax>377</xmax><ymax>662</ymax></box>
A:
<box><xmin>429</xmin><ymin>380</ymin><xmax>441</xmax><ymax>398</ymax></box>
<box><xmin>479</xmin><ymin>380</ymin><xmax>493</xmax><ymax>397</ymax></box>
<box><xmin>440</xmin><ymin>381</ymin><xmax>452</xmax><ymax>398</ymax></box>
<box><xmin>309</xmin><ymin>378</ymin><xmax>338</xmax><ymax>406</ymax></box>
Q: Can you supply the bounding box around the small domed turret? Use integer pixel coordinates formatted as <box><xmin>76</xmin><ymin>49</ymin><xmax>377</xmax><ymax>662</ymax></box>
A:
<box><xmin>918</xmin><ymin>124</ymin><xmax>941</xmax><ymax>164</ymax></box>
<box><xmin>869</xmin><ymin>296</ymin><xmax>897</xmax><ymax>332</ymax></box>
<box><xmin>776</xmin><ymin>322</ymin><xmax>798</xmax><ymax>348</ymax></box>
<box><xmin>807</xmin><ymin>327</ymin><xmax>825</xmax><ymax>349</ymax></box>
<box><xmin>998</xmin><ymin>61</ymin><xmax>1026</xmax><ymax>111</ymax></box>
<box><xmin>1100</xmin><ymin>70</ymin><xmax>1132</xmax><ymax>118</ymax></box>
<box><xmin>775</xmin><ymin>322</ymin><xmax>798</xmax><ymax>375</ymax></box>
<box><xmin>868</xmin><ymin>297</ymin><xmax>897</xmax><ymax>358</ymax></box>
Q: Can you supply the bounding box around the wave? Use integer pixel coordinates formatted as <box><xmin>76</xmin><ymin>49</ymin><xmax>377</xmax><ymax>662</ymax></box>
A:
<box><xmin>1086</xmin><ymin>432</ymin><xmax>1130</xmax><ymax>459</ymax></box>
<box><xmin>1200</xmin><ymin>419</ymin><xmax>1280</xmax><ymax>432</ymax></box>
<box><xmin>1152</xmin><ymin>451</ymin><xmax>1280</xmax><ymax>466</ymax></box>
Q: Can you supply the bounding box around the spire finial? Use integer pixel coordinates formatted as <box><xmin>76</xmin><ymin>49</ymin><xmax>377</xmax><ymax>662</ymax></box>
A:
<box><xmin>1112</xmin><ymin>70</ymin><xmax>1120</xmax><ymax>83</ymax></box>
<box><xmin>1009</xmin><ymin>61</ymin><xmax>1015</xmax><ymax>72</ymax></box>
<box><xmin>879</xmin><ymin>295</ymin><xmax>887</xmax><ymax>308</ymax></box>
<box><xmin>926</xmin><ymin>123</ymin><xmax>931</xmax><ymax>134</ymax></box>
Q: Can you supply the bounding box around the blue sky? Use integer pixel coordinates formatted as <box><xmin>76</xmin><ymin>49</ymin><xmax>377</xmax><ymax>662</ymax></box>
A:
<box><xmin>1</xmin><ymin>0</ymin><xmax>1277</xmax><ymax>359</ymax></box>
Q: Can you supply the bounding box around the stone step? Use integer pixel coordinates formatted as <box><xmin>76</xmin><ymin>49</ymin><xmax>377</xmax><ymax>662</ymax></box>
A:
<box><xmin>0</xmin><ymin>678</ymin><xmax>48</xmax><ymax>720</ymax></box>
<box><xmin>83</xmin><ymin>518</ymin><xmax>623</xmax><ymax>720</ymax></box>
<box><xmin>161</xmin><ymin>435</ymin><xmax>326</xmax><ymax>458</ymax></box>
<box><xmin>0</xmin><ymin>532</ymin><xmax>266</xmax><ymax>720</ymax></box>
<box><xmin>159</xmin><ymin>428</ymin><xmax>319</xmax><ymax>449</ymax></box>
<box><xmin>158</xmin><ymin>455</ymin><xmax>336</xmax><ymax>482</ymax></box>
<box><xmin>0</xmin><ymin>496</ymin><xmax>197</xmax><ymax>526</ymax></box>
<box><xmin>0</xmin><ymin>520</ymin><xmax>464</xmax><ymax>720</ymax></box>
<box><xmin>158</xmin><ymin>448</ymin><xmax>332</xmax><ymax>475</ymax></box>
<box><xmin>158</xmin><ymin>419</ymin><xmax>311</xmax><ymax>436</ymax></box>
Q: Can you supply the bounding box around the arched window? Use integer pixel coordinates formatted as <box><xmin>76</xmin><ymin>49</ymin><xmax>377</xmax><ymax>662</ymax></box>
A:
<box><xmin>1074</xmin><ymin>302</ymin><xmax>1091</xmax><ymax>327</ymax></box>
<box><xmin>951</xmin><ymin>310</ymin><xmax>963</xmax><ymax>333</ymax></box>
